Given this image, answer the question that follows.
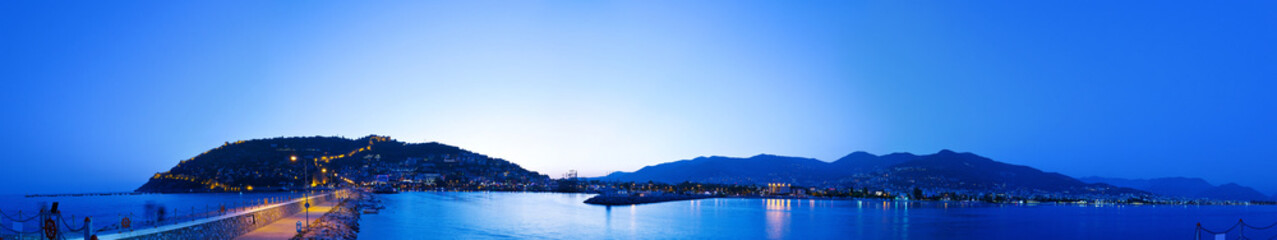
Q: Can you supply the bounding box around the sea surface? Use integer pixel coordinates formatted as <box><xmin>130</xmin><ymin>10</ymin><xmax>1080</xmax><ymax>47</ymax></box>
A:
<box><xmin>4</xmin><ymin>192</ymin><xmax>1277</xmax><ymax>239</ymax></box>
<box><xmin>359</xmin><ymin>192</ymin><xmax>1277</xmax><ymax>240</ymax></box>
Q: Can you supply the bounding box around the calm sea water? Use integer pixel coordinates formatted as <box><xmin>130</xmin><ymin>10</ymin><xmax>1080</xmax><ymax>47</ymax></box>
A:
<box><xmin>359</xmin><ymin>192</ymin><xmax>1277</xmax><ymax>240</ymax></box>
<box><xmin>4</xmin><ymin>192</ymin><xmax>1275</xmax><ymax>239</ymax></box>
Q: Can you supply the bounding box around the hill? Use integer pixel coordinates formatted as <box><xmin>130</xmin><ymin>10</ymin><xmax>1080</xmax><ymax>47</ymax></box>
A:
<box><xmin>135</xmin><ymin>135</ymin><xmax>549</xmax><ymax>193</ymax></box>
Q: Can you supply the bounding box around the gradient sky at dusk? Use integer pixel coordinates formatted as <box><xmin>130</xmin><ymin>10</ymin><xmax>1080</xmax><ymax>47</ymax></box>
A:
<box><xmin>1</xmin><ymin>1</ymin><xmax>1274</xmax><ymax>195</ymax></box>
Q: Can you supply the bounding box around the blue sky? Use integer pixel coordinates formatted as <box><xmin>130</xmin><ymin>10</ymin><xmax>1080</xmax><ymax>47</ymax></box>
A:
<box><xmin>1</xmin><ymin>1</ymin><xmax>1274</xmax><ymax>195</ymax></box>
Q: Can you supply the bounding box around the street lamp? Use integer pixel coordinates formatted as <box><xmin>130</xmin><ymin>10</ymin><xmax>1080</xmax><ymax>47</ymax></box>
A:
<box><xmin>306</xmin><ymin>157</ymin><xmax>311</xmax><ymax>229</ymax></box>
<box><xmin>291</xmin><ymin>155</ymin><xmax>310</xmax><ymax>229</ymax></box>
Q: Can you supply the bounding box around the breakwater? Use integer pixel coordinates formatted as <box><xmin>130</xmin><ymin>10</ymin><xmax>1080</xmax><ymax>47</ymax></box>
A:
<box><xmin>290</xmin><ymin>191</ymin><xmax>370</xmax><ymax>240</ymax></box>
<box><xmin>95</xmin><ymin>191</ymin><xmax>343</xmax><ymax>240</ymax></box>
<box><xmin>584</xmin><ymin>193</ymin><xmax>714</xmax><ymax>206</ymax></box>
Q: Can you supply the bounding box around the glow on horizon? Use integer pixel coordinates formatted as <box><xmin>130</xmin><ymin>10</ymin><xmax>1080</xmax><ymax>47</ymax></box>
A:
<box><xmin>0</xmin><ymin>1</ymin><xmax>1275</xmax><ymax>195</ymax></box>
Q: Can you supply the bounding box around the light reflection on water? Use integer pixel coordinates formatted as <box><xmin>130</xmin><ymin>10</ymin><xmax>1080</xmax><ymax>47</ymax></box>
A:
<box><xmin>764</xmin><ymin>199</ymin><xmax>790</xmax><ymax>239</ymax></box>
<box><xmin>355</xmin><ymin>192</ymin><xmax>1277</xmax><ymax>240</ymax></box>
<box><xmin>628</xmin><ymin>204</ymin><xmax>637</xmax><ymax>235</ymax></box>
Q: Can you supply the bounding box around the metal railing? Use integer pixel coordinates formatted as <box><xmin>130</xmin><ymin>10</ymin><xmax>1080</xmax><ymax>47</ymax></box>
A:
<box><xmin>1197</xmin><ymin>219</ymin><xmax>1277</xmax><ymax>240</ymax></box>
<box><xmin>0</xmin><ymin>190</ymin><xmax>348</xmax><ymax>240</ymax></box>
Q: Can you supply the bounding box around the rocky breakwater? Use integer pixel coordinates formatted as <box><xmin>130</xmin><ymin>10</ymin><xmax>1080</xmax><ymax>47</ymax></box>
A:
<box><xmin>584</xmin><ymin>192</ymin><xmax>714</xmax><ymax>206</ymax></box>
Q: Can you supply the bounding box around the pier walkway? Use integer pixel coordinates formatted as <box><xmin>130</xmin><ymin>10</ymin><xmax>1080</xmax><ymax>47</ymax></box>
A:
<box><xmin>87</xmin><ymin>193</ymin><xmax>335</xmax><ymax>240</ymax></box>
<box><xmin>233</xmin><ymin>200</ymin><xmax>337</xmax><ymax>240</ymax></box>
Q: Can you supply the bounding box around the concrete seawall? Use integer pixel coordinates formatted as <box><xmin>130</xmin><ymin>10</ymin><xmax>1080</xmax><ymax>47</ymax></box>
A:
<box><xmin>95</xmin><ymin>193</ymin><xmax>338</xmax><ymax>240</ymax></box>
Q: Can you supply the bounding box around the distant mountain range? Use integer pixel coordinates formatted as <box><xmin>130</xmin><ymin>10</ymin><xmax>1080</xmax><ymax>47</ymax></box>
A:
<box><xmin>600</xmin><ymin>150</ymin><xmax>1145</xmax><ymax>197</ymax></box>
<box><xmin>1079</xmin><ymin>177</ymin><xmax>1272</xmax><ymax>201</ymax></box>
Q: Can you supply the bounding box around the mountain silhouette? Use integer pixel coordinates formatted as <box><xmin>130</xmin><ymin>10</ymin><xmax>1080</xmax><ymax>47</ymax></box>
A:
<box><xmin>880</xmin><ymin>150</ymin><xmax>1095</xmax><ymax>192</ymax></box>
<box><xmin>829</xmin><ymin>151</ymin><xmax>917</xmax><ymax>173</ymax></box>
<box><xmin>602</xmin><ymin>150</ymin><xmax>1142</xmax><ymax>195</ymax></box>
<box><xmin>1082</xmin><ymin>177</ymin><xmax>1271</xmax><ymax>201</ymax></box>
<box><xmin>1197</xmin><ymin>183</ymin><xmax>1272</xmax><ymax>201</ymax></box>
<box><xmin>601</xmin><ymin>154</ymin><xmax>836</xmax><ymax>185</ymax></box>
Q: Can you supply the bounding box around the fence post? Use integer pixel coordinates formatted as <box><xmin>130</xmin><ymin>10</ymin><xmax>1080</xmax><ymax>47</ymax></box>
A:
<box><xmin>39</xmin><ymin>207</ymin><xmax>46</xmax><ymax>240</ymax></box>
<box><xmin>1195</xmin><ymin>223</ymin><xmax>1200</xmax><ymax>240</ymax></box>
<box><xmin>84</xmin><ymin>217</ymin><xmax>93</xmax><ymax>240</ymax></box>
<box><xmin>1239</xmin><ymin>219</ymin><xmax>1244</xmax><ymax>238</ymax></box>
<box><xmin>16</xmin><ymin>210</ymin><xmax>23</xmax><ymax>239</ymax></box>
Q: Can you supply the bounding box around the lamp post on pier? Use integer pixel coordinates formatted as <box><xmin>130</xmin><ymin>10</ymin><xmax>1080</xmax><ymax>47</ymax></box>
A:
<box><xmin>306</xmin><ymin>156</ymin><xmax>311</xmax><ymax>229</ymax></box>
<box><xmin>292</xmin><ymin>155</ymin><xmax>310</xmax><ymax>229</ymax></box>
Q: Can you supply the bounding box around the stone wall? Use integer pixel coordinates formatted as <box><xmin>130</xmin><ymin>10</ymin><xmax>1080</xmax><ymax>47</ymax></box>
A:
<box><xmin>123</xmin><ymin>194</ymin><xmax>335</xmax><ymax>240</ymax></box>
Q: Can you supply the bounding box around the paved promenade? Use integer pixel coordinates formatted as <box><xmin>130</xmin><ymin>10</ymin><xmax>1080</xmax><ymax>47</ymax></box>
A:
<box><xmin>96</xmin><ymin>193</ymin><xmax>334</xmax><ymax>240</ymax></box>
<box><xmin>233</xmin><ymin>200</ymin><xmax>337</xmax><ymax>240</ymax></box>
